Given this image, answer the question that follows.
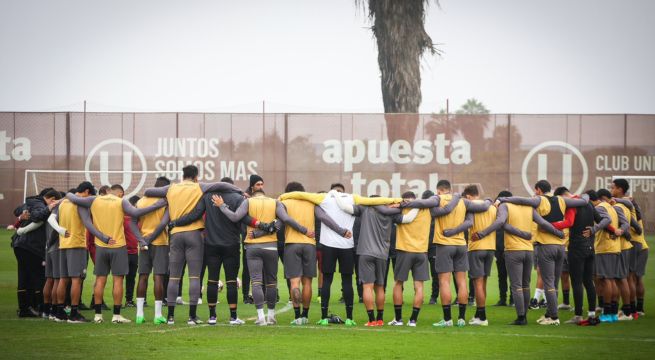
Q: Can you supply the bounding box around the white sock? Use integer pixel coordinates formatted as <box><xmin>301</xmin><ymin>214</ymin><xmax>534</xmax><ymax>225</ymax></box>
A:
<box><xmin>136</xmin><ymin>298</ymin><xmax>145</xmax><ymax>317</ymax></box>
<box><xmin>155</xmin><ymin>300</ymin><xmax>163</xmax><ymax>318</ymax></box>
<box><xmin>257</xmin><ymin>308</ymin><xmax>265</xmax><ymax>320</ymax></box>
<box><xmin>588</xmin><ymin>311</ymin><xmax>595</xmax><ymax>318</ymax></box>
<box><xmin>268</xmin><ymin>309</ymin><xmax>276</xmax><ymax>319</ymax></box>
<box><xmin>534</xmin><ymin>288</ymin><xmax>544</xmax><ymax>300</ymax></box>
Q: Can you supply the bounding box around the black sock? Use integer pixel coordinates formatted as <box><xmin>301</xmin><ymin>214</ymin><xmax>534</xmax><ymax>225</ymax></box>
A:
<box><xmin>168</xmin><ymin>306</ymin><xmax>175</xmax><ymax>318</ymax></box>
<box><xmin>458</xmin><ymin>303</ymin><xmax>467</xmax><ymax>320</ymax></box>
<box><xmin>94</xmin><ymin>303</ymin><xmax>102</xmax><ymax>315</ymax></box>
<box><xmin>518</xmin><ymin>314</ymin><xmax>526</xmax><ymax>321</ymax></box>
<box><xmin>637</xmin><ymin>298</ymin><xmax>644</xmax><ymax>312</ymax></box>
<box><xmin>376</xmin><ymin>309</ymin><xmax>384</xmax><ymax>321</ymax></box>
<box><xmin>622</xmin><ymin>304</ymin><xmax>632</xmax><ymax>316</ymax></box>
<box><xmin>44</xmin><ymin>303</ymin><xmax>51</xmax><ymax>315</ymax></box>
<box><xmin>367</xmin><ymin>309</ymin><xmax>375</xmax><ymax>322</ymax></box>
<box><xmin>474</xmin><ymin>307</ymin><xmax>481</xmax><ymax>319</ymax></box>
<box><xmin>603</xmin><ymin>303</ymin><xmax>611</xmax><ymax>315</ymax></box>
<box><xmin>113</xmin><ymin>305</ymin><xmax>121</xmax><ymax>315</ymax></box>
<box><xmin>346</xmin><ymin>305</ymin><xmax>353</xmax><ymax>320</ymax></box>
<box><xmin>394</xmin><ymin>305</ymin><xmax>402</xmax><ymax>321</ymax></box>
<box><xmin>301</xmin><ymin>307</ymin><xmax>309</xmax><ymax>318</ymax></box>
<box><xmin>630</xmin><ymin>301</ymin><xmax>637</xmax><ymax>315</ymax></box>
<box><xmin>70</xmin><ymin>305</ymin><xmax>79</xmax><ymax>317</ymax></box>
<box><xmin>442</xmin><ymin>305</ymin><xmax>451</xmax><ymax>321</ymax></box>
<box><xmin>563</xmin><ymin>290</ymin><xmax>570</xmax><ymax>305</ymax></box>
<box><xmin>321</xmin><ymin>306</ymin><xmax>328</xmax><ymax>319</ymax></box>
<box><xmin>230</xmin><ymin>308</ymin><xmax>237</xmax><ymax>320</ymax></box>
<box><xmin>317</xmin><ymin>287</ymin><xmax>322</xmax><ymax>296</ymax></box>
<box><xmin>611</xmin><ymin>301</ymin><xmax>618</xmax><ymax>315</ymax></box>
<box><xmin>209</xmin><ymin>306</ymin><xmax>216</xmax><ymax>318</ymax></box>
<box><xmin>478</xmin><ymin>307</ymin><xmax>486</xmax><ymax>321</ymax></box>
<box><xmin>294</xmin><ymin>306</ymin><xmax>301</xmax><ymax>319</ymax></box>
<box><xmin>190</xmin><ymin>305</ymin><xmax>197</xmax><ymax>318</ymax></box>
<box><xmin>598</xmin><ymin>296</ymin><xmax>604</xmax><ymax>308</ymax></box>
<box><xmin>410</xmin><ymin>307</ymin><xmax>420</xmax><ymax>322</ymax></box>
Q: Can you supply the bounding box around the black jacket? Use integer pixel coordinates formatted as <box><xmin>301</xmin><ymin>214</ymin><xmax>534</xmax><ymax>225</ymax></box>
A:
<box><xmin>12</xmin><ymin>196</ymin><xmax>50</xmax><ymax>259</ymax></box>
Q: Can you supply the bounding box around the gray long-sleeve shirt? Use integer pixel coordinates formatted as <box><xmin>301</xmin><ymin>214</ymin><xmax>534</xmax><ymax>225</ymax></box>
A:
<box><xmin>219</xmin><ymin>197</ymin><xmax>308</xmax><ymax>236</ymax></box>
<box><xmin>353</xmin><ymin>205</ymin><xmax>405</xmax><ymax>260</ymax></box>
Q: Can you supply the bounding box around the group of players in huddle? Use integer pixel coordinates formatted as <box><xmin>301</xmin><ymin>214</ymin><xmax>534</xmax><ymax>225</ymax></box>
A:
<box><xmin>10</xmin><ymin>164</ymin><xmax>648</xmax><ymax>328</ymax></box>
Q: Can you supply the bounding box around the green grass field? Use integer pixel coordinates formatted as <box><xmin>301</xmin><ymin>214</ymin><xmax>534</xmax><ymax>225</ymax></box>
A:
<box><xmin>1</xmin><ymin>229</ymin><xmax>654</xmax><ymax>359</ymax></box>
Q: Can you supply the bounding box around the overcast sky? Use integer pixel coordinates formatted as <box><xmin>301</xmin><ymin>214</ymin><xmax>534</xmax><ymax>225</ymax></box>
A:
<box><xmin>1</xmin><ymin>0</ymin><xmax>653</xmax><ymax>114</ymax></box>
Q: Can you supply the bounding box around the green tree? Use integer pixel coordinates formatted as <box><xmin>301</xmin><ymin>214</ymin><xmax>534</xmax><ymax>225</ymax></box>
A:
<box><xmin>455</xmin><ymin>98</ymin><xmax>489</xmax><ymax>115</ymax></box>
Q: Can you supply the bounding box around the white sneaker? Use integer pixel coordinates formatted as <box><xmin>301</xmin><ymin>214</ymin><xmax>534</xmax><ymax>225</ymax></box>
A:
<box><xmin>617</xmin><ymin>312</ymin><xmax>633</xmax><ymax>321</ymax></box>
<box><xmin>48</xmin><ymin>315</ymin><xmax>56</xmax><ymax>321</ymax></box>
<box><xmin>637</xmin><ymin>311</ymin><xmax>645</xmax><ymax>317</ymax></box>
<box><xmin>187</xmin><ymin>317</ymin><xmax>203</xmax><ymax>325</ymax></box>
<box><xmin>538</xmin><ymin>317</ymin><xmax>560</xmax><ymax>326</ymax></box>
<box><xmin>94</xmin><ymin>314</ymin><xmax>104</xmax><ymax>323</ymax></box>
<box><xmin>432</xmin><ymin>319</ymin><xmax>453</xmax><ymax>327</ymax></box>
<box><xmin>387</xmin><ymin>319</ymin><xmax>404</xmax><ymax>326</ymax></box>
<box><xmin>176</xmin><ymin>296</ymin><xmax>186</xmax><ymax>305</ymax></box>
<box><xmin>207</xmin><ymin>316</ymin><xmax>217</xmax><ymax>325</ymax></box>
<box><xmin>111</xmin><ymin>315</ymin><xmax>131</xmax><ymax>323</ymax></box>
<box><xmin>456</xmin><ymin>318</ymin><xmax>466</xmax><ymax>327</ymax></box>
<box><xmin>595</xmin><ymin>307</ymin><xmax>603</xmax><ymax>314</ymax></box>
<box><xmin>558</xmin><ymin>303</ymin><xmax>572</xmax><ymax>311</ymax></box>
<box><xmin>407</xmin><ymin>320</ymin><xmax>417</xmax><ymax>327</ymax></box>
<box><xmin>565</xmin><ymin>315</ymin><xmax>583</xmax><ymax>324</ymax></box>
<box><xmin>267</xmin><ymin>316</ymin><xmax>277</xmax><ymax>325</ymax></box>
<box><xmin>468</xmin><ymin>318</ymin><xmax>488</xmax><ymax>326</ymax></box>
<box><xmin>536</xmin><ymin>315</ymin><xmax>547</xmax><ymax>324</ymax></box>
<box><xmin>230</xmin><ymin>318</ymin><xmax>245</xmax><ymax>325</ymax></box>
<box><xmin>255</xmin><ymin>318</ymin><xmax>267</xmax><ymax>326</ymax></box>
<box><xmin>300</xmin><ymin>317</ymin><xmax>309</xmax><ymax>325</ymax></box>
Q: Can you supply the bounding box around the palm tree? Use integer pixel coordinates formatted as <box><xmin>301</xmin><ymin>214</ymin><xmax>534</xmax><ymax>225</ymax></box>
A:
<box><xmin>359</xmin><ymin>0</ymin><xmax>439</xmax><ymax>141</ymax></box>
<box><xmin>455</xmin><ymin>98</ymin><xmax>489</xmax><ymax>115</ymax></box>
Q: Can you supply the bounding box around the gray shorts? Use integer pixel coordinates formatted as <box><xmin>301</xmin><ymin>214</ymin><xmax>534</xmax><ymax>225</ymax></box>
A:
<box><xmin>358</xmin><ymin>255</ymin><xmax>387</xmax><ymax>285</ymax></box>
<box><xmin>45</xmin><ymin>250</ymin><xmax>60</xmax><ymax>279</ymax></box>
<box><xmin>94</xmin><ymin>246</ymin><xmax>129</xmax><ymax>276</ymax></box>
<box><xmin>634</xmin><ymin>249</ymin><xmax>648</xmax><ymax>277</ymax></box>
<box><xmin>138</xmin><ymin>245</ymin><xmax>169</xmax><ymax>275</ymax></box>
<box><xmin>618</xmin><ymin>250</ymin><xmax>630</xmax><ymax>279</ymax></box>
<box><xmin>435</xmin><ymin>244</ymin><xmax>468</xmax><ymax>273</ymax></box>
<box><xmin>283</xmin><ymin>243</ymin><xmax>316</xmax><ymax>279</ymax></box>
<box><xmin>595</xmin><ymin>253</ymin><xmax>621</xmax><ymax>279</ymax></box>
<box><xmin>468</xmin><ymin>250</ymin><xmax>494</xmax><ymax>279</ymax></box>
<box><xmin>629</xmin><ymin>242</ymin><xmax>642</xmax><ymax>273</ymax></box>
<box><xmin>393</xmin><ymin>251</ymin><xmax>430</xmax><ymax>282</ymax></box>
<box><xmin>533</xmin><ymin>244</ymin><xmax>540</xmax><ymax>269</ymax></box>
<box><xmin>59</xmin><ymin>248</ymin><xmax>88</xmax><ymax>278</ymax></box>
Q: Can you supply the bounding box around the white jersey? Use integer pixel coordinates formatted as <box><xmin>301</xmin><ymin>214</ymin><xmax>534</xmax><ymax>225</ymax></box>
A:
<box><xmin>319</xmin><ymin>192</ymin><xmax>355</xmax><ymax>249</ymax></box>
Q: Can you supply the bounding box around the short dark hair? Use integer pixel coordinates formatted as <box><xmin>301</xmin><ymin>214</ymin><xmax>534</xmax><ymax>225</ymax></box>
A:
<box><xmin>597</xmin><ymin>189</ymin><xmax>612</xmax><ymax>200</ymax></box>
<box><xmin>285</xmin><ymin>181</ymin><xmax>305</xmax><ymax>193</ymax></box>
<box><xmin>43</xmin><ymin>189</ymin><xmax>61</xmax><ymax>200</ymax></box>
<box><xmin>534</xmin><ymin>180</ymin><xmax>551</xmax><ymax>193</ymax></box>
<box><xmin>39</xmin><ymin>187</ymin><xmax>56</xmax><ymax>197</ymax></box>
<box><xmin>330</xmin><ymin>183</ymin><xmax>346</xmax><ymax>192</ymax></box>
<box><xmin>155</xmin><ymin>176</ymin><xmax>170</xmax><ymax>188</ymax></box>
<box><xmin>402</xmin><ymin>191</ymin><xmax>416</xmax><ymax>200</ymax></box>
<box><xmin>585</xmin><ymin>189</ymin><xmax>598</xmax><ymax>201</ymax></box>
<box><xmin>77</xmin><ymin>181</ymin><xmax>97</xmax><ymax>195</ymax></box>
<box><xmin>59</xmin><ymin>191</ymin><xmax>67</xmax><ymax>198</ymax></box>
<box><xmin>497</xmin><ymin>190</ymin><xmax>512</xmax><ymax>199</ymax></box>
<box><xmin>553</xmin><ymin>186</ymin><xmax>569</xmax><ymax>196</ymax></box>
<box><xmin>110</xmin><ymin>184</ymin><xmax>124</xmax><ymax>192</ymax></box>
<box><xmin>183</xmin><ymin>165</ymin><xmax>199</xmax><ymax>180</ymax></box>
<box><xmin>462</xmin><ymin>185</ymin><xmax>479</xmax><ymax>197</ymax></box>
<box><xmin>220</xmin><ymin>177</ymin><xmax>234</xmax><ymax>184</ymax></box>
<box><xmin>98</xmin><ymin>185</ymin><xmax>110</xmax><ymax>195</ymax></box>
<box><xmin>129</xmin><ymin>195</ymin><xmax>140</xmax><ymax>206</ymax></box>
<box><xmin>67</xmin><ymin>188</ymin><xmax>78</xmax><ymax>194</ymax></box>
<box><xmin>612</xmin><ymin>179</ymin><xmax>629</xmax><ymax>194</ymax></box>
<box><xmin>436</xmin><ymin>180</ymin><xmax>451</xmax><ymax>191</ymax></box>
<box><xmin>421</xmin><ymin>190</ymin><xmax>434</xmax><ymax>199</ymax></box>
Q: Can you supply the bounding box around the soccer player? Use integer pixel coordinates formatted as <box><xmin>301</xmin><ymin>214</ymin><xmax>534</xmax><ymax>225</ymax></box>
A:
<box><xmin>214</xmin><ymin>188</ymin><xmax>312</xmax><ymax>325</ymax></box>
<box><xmin>172</xmin><ymin>177</ymin><xmax>272</xmax><ymax>325</ymax></box>
<box><xmin>144</xmin><ymin>165</ymin><xmax>242</xmax><ymax>325</ymax></box>
<box><xmin>43</xmin><ymin>197</ymin><xmax>67</xmax><ymax>320</ymax></box>
<box><xmin>611</xmin><ymin>179</ymin><xmax>646</xmax><ymax>319</ymax></box>
<box><xmin>552</xmin><ymin>186</ymin><xmax>575</xmax><ymax>312</ymax></box>
<box><xmin>278</xmin><ymin>185</ymin><xmax>401</xmax><ymax>326</ymax></box>
<box><xmin>66</xmin><ymin>185</ymin><xmax>166</xmax><ymax>324</ymax></box>
<box><xmin>387</xmin><ymin>191</ymin><xmax>435</xmax><ymax>327</ymax></box>
<box><xmin>589</xmin><ymin>189</ymin><xmax>622</xmax><ymax>323</ymax></box>
<box><xmin>53</xmin><ymin>182</ymin><xmax>99</xmax><ymax>323</ymax></box>
<box><xmin>493</xmin><ymin>191</ymin><xmax>513</xmax><ymax>307</ymax></box>
<box><xmin>498</xmin><ymin>180</ymin><xmax>587</xmax><ymax>325</ymax></box>
<box><xmin>130</xmin><ymin>176</ymin><xmax>171</xmax><ymax>325</ymax></box>
<box><xmin>462</xmin><ymin>185</ymin><xmax>497</xmax><ymax>326</ymax></box>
